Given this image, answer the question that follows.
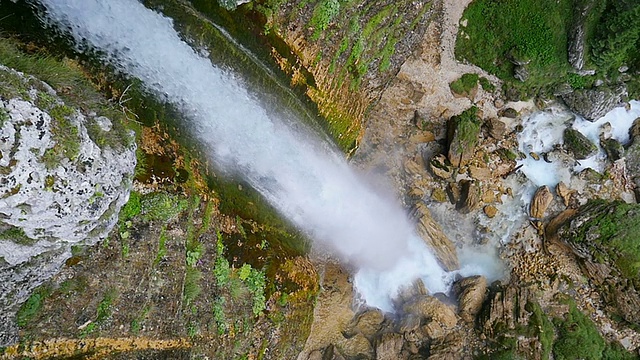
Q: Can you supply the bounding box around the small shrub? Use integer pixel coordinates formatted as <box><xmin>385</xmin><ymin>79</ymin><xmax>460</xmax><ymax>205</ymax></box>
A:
<box><xmin>16</xmin><ymin>287</ymin><xmax>50</xmax><ymax>327</ymax></box>
<box><xmin>553</xmin><ymin>303</ymin><xmax>605</xmax><ymax>360</ymax></box>
<box><xmin>450</xmin><ymin>73</ymin><xmax>479</xmax><ymax>95</ymax></box>
<box><xmin>479</xmin><ymin>77</ymin><xmax>496</xmax><ymax>92</ymax></box>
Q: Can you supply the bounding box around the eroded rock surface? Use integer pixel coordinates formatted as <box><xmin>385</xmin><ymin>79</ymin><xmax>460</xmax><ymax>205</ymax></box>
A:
<box><xmin>0</xmin><ymin>66</ymin><xmax>135</xmax><ymax>345</ymax></box>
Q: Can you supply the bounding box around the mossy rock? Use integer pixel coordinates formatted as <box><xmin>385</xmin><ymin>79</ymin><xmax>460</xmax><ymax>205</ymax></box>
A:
<box><xmin>447</xmin><ymin>106</ymin><xmax>482</xmax><ymax>167</ymax></box>
<box><xmin>563</xmin><ymin>128</ymin><xmax>597</xmax><ymax>160</ymax></box>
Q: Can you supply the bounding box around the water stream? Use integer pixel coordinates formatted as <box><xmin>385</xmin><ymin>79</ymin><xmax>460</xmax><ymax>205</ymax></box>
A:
<box><xmin>35</xmin><ymin>0</ymin><xmax>462</xmax><ymax>312</ymax></box>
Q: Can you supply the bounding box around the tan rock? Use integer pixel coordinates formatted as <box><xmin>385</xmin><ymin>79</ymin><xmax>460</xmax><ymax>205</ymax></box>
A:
<box><xmin>307</xmin><ymin>350</ymin><xmax>324</xmax><ymax>360</ymax></box>
<box><xmin>403</xmin><ymin>295</ymin><xmax>458</xmax><ymax>329</ymax></box>
<box><xmin>453</xmin><ymin>276</ymin><xmax>488</xmax><ymax>322</ymax></box>
<box><xmin>375</xmin><ymin>333</ymin><xmax>404</xmax><ymax>360</ymax></box>
<box><xmin>483</xmin><ymin>205</ymin><xmax>498</xmax><ymax>218</ymax></box>
<box><xmin>448</xmin><ymin>182</ymin><xmax>460</xmax><ymax>204</ymax></box>
<box><xmin>530</xmin><ymin>185</ymin><xmax>554</xmax><ymax>219</ymax></box>
<box><xmin>486</xmin><ymin>118</ymin><xmax>506</xmax><ymax>139</ymax></box>
<box><xmin>345</xmin><ymin>309</ymin><xmax>386</xmax><ymax>339</ymax></box>
<box><xmin>429</xmin><ymin>154</ymin><xmax>453</xmax><ymax>180</ymax></box>
<box><xmin>468</xmin><ymin>166</ymin><xmax>492</xmax><ymax>181</ymax></box>
<box><xmin>412</xmin><ymin>203</ymin><xmax>459</xmax><ymax>271</ymax></box>
<box><xmin>336</xmin><ymin>333</ymin><xmax>373</xmax><ymax>359</ymax></box>
<box><xmin>404</xmin><ymin>159</ymin><xmax>425</xmax><ymax>178</ymax></box>
<box><xmin>556</xmin><ymin>181</ymin><xmax>575</xmax><ymax>207</ymax></box>
<box><xmin>458</xmin><ymin>180</ymin><xmax>481</xmax><ymax>214</ymax></box>
<box><xmin>529</xmin><ymin>152</ymin><xmax>540</xmax><ymax>161</ymax></box>
<box><xmin>431</xmin><ymin>188</ymin><xmax>448</xmax><ymax>203</ymax></box>
<box><xmin>409</xmin><ymin>131</ymin><xmax>436</xmax><ymax>144</ymax></box>
<box><xmin>423</xmin><ymin>321</ymin><xmax>445</xmax><ymax>339</ymax></box>
<box><xmin>482</xmin><ymin>190</ymin><xmax>496</xmax><ymax>204</ymax></box>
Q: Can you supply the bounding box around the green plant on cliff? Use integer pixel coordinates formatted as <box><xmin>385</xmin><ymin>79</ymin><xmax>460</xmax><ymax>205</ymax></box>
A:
<box><xmin>450</xmin><ymin>73</ymin><xmax>479</xmax><ymax>95</ymax></box>
<box><xmin>553</xmin><ymin>302</ymin><xmax>605</xmax><ymax>360</ymax></box>
<box><xmin>449</xmin><ymin>106</ymin><xmax>482</xmax><ymax>163</ymax></box>
<box><xmin>309</xmin><ymin>0</ymin><xmax>340</xmax><ymax>40</ymax></box>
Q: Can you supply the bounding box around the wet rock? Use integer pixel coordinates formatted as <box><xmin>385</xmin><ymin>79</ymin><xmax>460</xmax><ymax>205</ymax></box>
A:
<box><xmin>399</xmin><ymin>314</ymin><xmax>422</xmax><ymax>333</ymax></box>
<box><xmin>481</xmin><ymin>284</ymin><xmax>532</xmax><ymax>334</ymax></box>
<box><xmin>562</xmin><ymin>86</ymin><xmax>627</xmax><ymax>121</ymax></box>
<box><xmin>529</xmin><ymin>152</ymin><xmax>540</xmax><ymax>161</ymax></box>
<box><xmin>454</xmin><ymin>276</ymin><xmax>488</xmax><ymax>322</ymax></box>
<box><xmin>447</xmin><ymin>182</ymin><xmax>461</xmax><ymax>204</ymax></box>
<box><xmin>403</xmin><ymin>295</ymin><xmax>458</xmax><ymax>330</ymax></box>
<box><xmin>484</xmin><ymin>205</ymin><xmax>497</xmax><ymax>218</ymax></box>
<box><xmin>458</xmin><ymin>180</ymin><xmax>481</xmax><ymax>214</ymax></box>
<box><xmin>530</xmin><ymin>185</ymin><xmax>553</xmax><ymax>219</ymax></box>
<box><xmin>629</xmin><ymin>117</ymin><xmax>640</xmax><ymax>141</ymax></box>
<box><xmin>564</xmin><ymin>128</ymin><xmax>597</xmax><ymax>160</ymax></box>
<box><xmin>567</xmin><ymin>0</ymin><xmax>594</xmax><ymax>70</ymax></box>
<box><xmin>602</xmin><ymin>138</ymin><xmax>624</xmax><ymax>161</ymax></box>
<box><xmin>447</xmin><ymin>107</ymin><xmax>482</xmax><ymax>168</ymax></box>
<box><xmin>412</xmin><ymin>203</ymin><xmax>459</xmax><ymax>271</ymax></box>
<box><xmin>375</xmin><ymin>333</ymin><xmax>405</xmax><ymax>360</ymax></box>
<box><xmin>486</xmin><ymin>118</ymin><xmax>506</xmax><ymax>139</ymax></box>
<box><xmin>431</xmin><ymin>188</ymin><xmax>448</xmax><ymax>203</ymax></box>
<box><xmin>345</xmin><ymin>309</ymin><xmax>386</xmax><ymax>339</ymax></box>
<box><xmin>336</xmin><ymin>332</ymin><xmax>373</xmax><ymax>359</ymax></box>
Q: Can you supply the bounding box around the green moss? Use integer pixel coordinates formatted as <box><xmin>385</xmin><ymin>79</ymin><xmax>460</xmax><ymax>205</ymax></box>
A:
<box><xmin>139</xmin><ymin>192</ymin><xmax>188</xmax><ymax>223</ymax></box>
<box><xmin>450</xmin><ymin>73</ymin><xmax>479</xmax><ymax>95</ymax></box>
<box><xmin>0</xmin><ymin>226</ymin><xmax>34</xmax><ymax>245</ymax></box>
<box><xmin>553</xmin><ymin>302</ymin><xmax>605</xmax><ymax>360</ymax></box>
<box><xmin>526</xmin><ymin>301</ymin><xmax>554</xmax><ymax>360</ymax></box>
<box><xmin>16</xmin><ymin>286</ymin><xmax>50</xmax><ymax>327</ymax></box>
<box><xmin>184</xmin><ymin>267</ymin><xmax>203</xmax><ymax>306</ymax></box>
<box><xmin>309</xmin><ymin>0</ymin><xmax>340</xmax><ymax>40</ymax></box>
<box><xmin>449</xmin><ymin>106</ymin><xmax>482</xmax><ymax>164</ymax></box>
<box><xmin>479</xmin><ymin>77</ymin><xmax>496</xmax><ymax>92</ymax></box>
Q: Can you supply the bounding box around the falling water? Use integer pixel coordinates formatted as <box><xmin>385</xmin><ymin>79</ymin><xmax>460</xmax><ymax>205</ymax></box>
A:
<box><xmin>36</xmin><ymin>0</ymin><xmax>462</xmax><ymax>312</ymax></box>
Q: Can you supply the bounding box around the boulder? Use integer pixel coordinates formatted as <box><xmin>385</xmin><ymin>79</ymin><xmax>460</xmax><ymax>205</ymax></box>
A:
<box><xmin>530</xmin><ymin>186</ymin><xmax>554</xmax><ymax>219</ymax></box>
<box><xmin>403</xmin><ymin>295</ymin><xmax>458</xmax><ymax>330</ymax></box>
<box><xmin>601</xmin><ymin>138</ymin><xmax>624</xmax><ymax>161</ymax></box>
<box><xmin>499</xmin><ymin>108</ymin><xmax>519</xmax><ymax>119</ymax></box>
<box><xmin>429</xmin><ymin>154</ymin><xmax>454</xmax><ymax>180</ymax></box>
<box><xmin>514</xmin><ymin>65</ymin><xmax>530</xmax><ymax>82</ymax></box>
<box><xmin>468</xmin><ymin>166</ymin><xmax>492</xmax><ymax>181</ymax></box>
<box><xmin>412</xmin><ymin>203</ymin><xmax>459</xmax><ymax>271</ymax></box>
<box><xmin>458</xmin><ymin>180</ymin><xmax>481</xmax><ymax>214</ymax></box>
<box><xmin>454</xmin><ymin>276</ymin><xmax>488</xmax><ymax>322</ymax></box>
<box><xmin>556</xmin><ymin>181</ymin><xmax>575</xmax><ymax>207</ymax></box>
<box><xmin>336</xmin><ymin>332</ymin><xmax>374</xmax><ymax>359</ymax></box>
<box><xmin>486</xmin><ymin>118</ymin><xmax>506</xmax><ymax>139</ymax></box>
<box><xmin>562</xmin><ymin>86</ymin><xmax>627</xmax><ymax>121</ymax></box>
<box><xmin>375</xmin><ymin>333</ymin><xmax>405</xmax><ymax>360</ymax></box>
<box><xmin>345</xmin><ymin>309</ymin><xmax>386</xmax><ymax>339</ymax></box>
<box><xmin>564</xmin><ymin>128</ymin><xmax>597</xmax><ymax>160</ymax></box>
<box><xmin>447</xmin><ymin>107</ymin><xmax>482</xmax><ymax>167</ymax></box>
<box><xmin>0</xmin><ymin>66</ymin><xmax>135</xmax><ymax>345</ymax></box>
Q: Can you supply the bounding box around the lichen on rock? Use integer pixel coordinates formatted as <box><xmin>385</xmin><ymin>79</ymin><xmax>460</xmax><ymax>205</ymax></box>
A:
<box><xmin>0</xmin><ymin>65</ymin><xmax>136</xmax><ymax>345</ymax></box>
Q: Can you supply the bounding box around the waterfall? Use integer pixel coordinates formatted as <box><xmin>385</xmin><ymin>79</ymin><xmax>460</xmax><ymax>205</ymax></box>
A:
<box><xmin>35</xmin><ymin>0</ymin><xmax>462</xmax><ymax>312</ymax></box>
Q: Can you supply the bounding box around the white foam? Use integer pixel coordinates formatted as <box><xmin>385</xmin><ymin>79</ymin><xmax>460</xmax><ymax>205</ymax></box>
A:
<box><xmin>38</xmin><ymin>0</ymin><xmax>463</xmax><ymax>311</ymax></box>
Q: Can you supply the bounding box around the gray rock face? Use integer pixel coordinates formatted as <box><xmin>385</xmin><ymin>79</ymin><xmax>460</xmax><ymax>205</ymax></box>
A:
<box><xmin>0</xmin><ymin>66</ymin><xmax>136</xmax><ymax>345</ymax></box>
<box><xmin>561</xmin><ymin>86</ymin><xmax>627</xmax><ymax>121</ymax></box>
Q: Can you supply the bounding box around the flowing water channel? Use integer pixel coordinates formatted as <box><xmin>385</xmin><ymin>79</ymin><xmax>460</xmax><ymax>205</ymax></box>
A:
<box><xmin>34</xmin><ymin>0</ymin><xmax>469</xmax><ymax>312</ymax></box>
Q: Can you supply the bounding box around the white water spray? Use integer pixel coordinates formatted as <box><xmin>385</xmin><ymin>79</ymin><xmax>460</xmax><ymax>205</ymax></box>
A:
<box><xmin>37</xmin><ymin>0</ymin><xmax>459</xmax><ymax>311</ymax></box>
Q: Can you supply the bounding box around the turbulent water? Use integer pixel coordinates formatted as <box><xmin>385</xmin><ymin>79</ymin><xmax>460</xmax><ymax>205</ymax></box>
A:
<box><xmin>35</xmin><ymin>0</ymin><xmax>465</xmax><ymax>311</ymax></box>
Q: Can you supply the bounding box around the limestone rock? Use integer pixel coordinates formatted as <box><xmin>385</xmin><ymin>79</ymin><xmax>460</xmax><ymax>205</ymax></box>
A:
<box><xmin>403</xmin><ymin>295</ymin><xmax>458</xmax><ymax>330</ymax></box>
<box><xmin>336</xmin><ymin>332</ymin><xmax>373</xmax><ymax>359</ymax></box>
<box><xmin>601</xmin><ymin>138</ymin><xmax>624</xmax><ymax>161</ymax></box>
<box><xmin>429</xmin><ymin>154</ymin><xmax>453</xmax><ymax>180</ymax></box>
<box><xmin>458</xmin><ymin>180</ymin><xmax>480</xmax><ymax>214</ymax></box>
<box><xmin>0</xmin><ymin>66</ymin><xmax>135</xmax><ymax>345</ymax></box>
<box><xmin>447</xmin><ymin>107</ymin><xmax>482</xmax><ymax>168</ymax></box>
<box><xmin>514</xmin><ymin>65</ymin><xmax>530</xmax><ymax>82</ymax></box>
<box><xmin>530</xmin><ymin>186</ymin><xmax>553</xmax><ymax>219</ymax></box>
<box><xmin>556</xmin><ymin>181</ymin><xmax>575</xmax><ymax>207</ymax></box>
<box><xmin>564</xmin><ymin>128</ymin><xmax>597</xmax><ymax>160</ymax></box>
<box><xmin>345</xmin><ymin>309</ymin><xmax>386</xmax><ymax>339</ymax></box>
<box><xmin>453</xmin><ymin>276</ymin><xmax>488</xmax><ymax>322</ymax></box>
<box><xmin>412</xmin><ymin>203</ymin><xmax>459</xmax><ymax>271</ymax></box>
<box><xmin>486</xmin><ymin>118</ymin><xmax>506</xmax><ymax>139</ymax></box>
<box><xmin>375</xmin><ymin>333</ymin><xmax>405</xmax><ymax>360</ymax></box>
<box><xmin>562</xmin><ymin>86</ymin><xmax>626</xmax><ymax>121</ymax></box>
<box><xmin>468</xmin><ymin>166</ymin><xmax>492</xmax><ymax>181</ymax></box>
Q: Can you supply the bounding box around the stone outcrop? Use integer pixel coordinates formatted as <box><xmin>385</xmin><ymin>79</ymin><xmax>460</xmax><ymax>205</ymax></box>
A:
<box><xmin>402</xmin><ymin>295</ymin><xmax>458</xmax><ymax>330</ymax></box>
<box><xmin>530</xmin><ymin>186</ymin><xmax>554</xmax><ymax>219</ymax></box>
<box><xmin>564</xmin><ymin>128</ymin><xmax>598</xmax><ymax>159</ymax></box>
<box><xmin>412</xmin><ymin>203</ymin><xmax>459</xmax><ymax>271</ymax></box>
<box><xmin>561</xmin><ymin>86</ymin><xmax>626</xmax><ymax>121</ymax></box>
<box><xmin>454</xmin><ymin>275</ymin><xmax>488</xmax><ymax>323</ymax></box>
<box><xmin>447</xmin><ymin>107</ymin><xmax>482</xmax><ymax>167</ymax></box>
<box><xmin>0</xmin><ymin>66</ymin><xmax>135</xmax><ymax>345</ymax></box>
<box><xmin>555</xmin><ymin>200</ymin><xmax>640</xmax><ymax>325</ymax></box>
<box><xmin>567</xmin><ymin>0</ymin><xmax>597</xmax><ymax>70</ymax></box>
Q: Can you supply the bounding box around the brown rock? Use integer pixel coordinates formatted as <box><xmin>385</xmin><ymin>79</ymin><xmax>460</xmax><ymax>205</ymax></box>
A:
<box><xmin>375</xmin><ymin>333</ymin><xmax>405</xmax><ymax>360</ymax></box>
<box><xmin>307</xmin><ymin>350</ymin><xmax>323</xmax><ymax>360</ymax></box>
<box><xmin>458</xmin><ymin>180</ymin><xmax>481</xmax><ymax>214</ymax></box>
<box><xmin>336</xmin><ymin>333</ymin><xmax>373</xmax><ymax>359</ymax></box>
<box><xmin>404</xmin><ymin>159</ymin><xmax>425</xmax><ymax>178</ymax></box>
<box><xmin>556</xmin><ymin>181</ymin><xmax>575</xmax><ymax>207</ymax></box>
<box><xmin>412</xmin><ymin>203</ymin><xmax>459</xmax><ymax>271</ymax></box>
<box><xmin>482</xmin><ymin>190</ymin><xmax>496</xmax><ymax>204</ymax></box>
<box><xmin>409</xmin><ymin>131</ymin><xmax>436</xmax><ymax>144</ymax></box>
<box><xmin>447</xmin><ymin>182</ymin><xmax>461</xmax><ymax>204</ymax></box>
<box><xmin>486</xmin><ymin>118</ymin><xmax>506</xmax><ymax>139</ymax></box>
<box><xmin>423</xmin><ymin>321</ymin><xmax>445</xmax><ymax>339</ymax></box>
<box><xmin>468</xmin><ymin>166</ymin><xmax>492</xmax><ymax>181</ymax></box>
<box><xmin>529</xmin><ymin>152</ymin><xmax>540</xmax><ymax>161</ymax></box>
<box><xmin>431</xmin><ymin>188</ymin><xmax>448</xmax><ymax>203</ymax></box>
<box><xmin>403</xmin><ymin>295</ymin><xmax>458</xmax><ymax>329</ymax></box>
<box><xmin>530</xmin><ymin>185</ymin><xmax>553</xmax><ymax>219</ymax></box>
<box><xmin>345</xmin><ymin>309</ymin><xmax>385</xmax><ymax>339</ymax></box>
<box><xmin>483</xmin><ymin>205</ymin><xmax>498</xmax><ymax>218</ymax></box>
<box><xmin>453</xmin><ymin>276</ymin><xmax>488</xmax><ymax>322</ymax></box>
<box><xmin>429</xmin><ymin>154</ymin><xmax>454</xmax><ymax>180</ymax></box>
<box><xmin>500</xmin><ymin>108</ymin><xmax>518</xmax><ymax>118</ymax></box>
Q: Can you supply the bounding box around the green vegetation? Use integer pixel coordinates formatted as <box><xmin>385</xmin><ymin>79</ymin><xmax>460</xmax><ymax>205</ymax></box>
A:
<box><xmin>309</xmin><ymin>0</ymin><xmax>341</xmax><ymax>40</ymax></box>
<box><xmin>16</xmin><ymin>287</ymin><xmax>50</xmax><ymax>327</ymax></box>
<box><xmin>553</xmin><ymin>302</ymin><xmax>605</xmax><ymax>360</ymax></box>
<box><xmin>526</xmin><ymin>301</ymin><xmax>554</xmax><ymax>360</ymax></box>
<box><xmin>449</xmin><ymin>106</ymin><xmax>482</xmax><ymax>164</ymax></box>
<box><xmin>567</xmin><ymin>200</ymin><xmax>640</xmax><ymax>281</ymax></box>
<box><xmin>184</xmin><ymin>267</ymin><xmax>203</xmax><ymax>306</ymax></box>
<box><xmin>0</xmin><ymin>226</ymin><xmax>34</xmax><ymax>245</ymax></box>
<box><xmin>590</xmin><ymin>3</ymin><xmax>640</xmax><ymax>73</ymax></box>
<box><xmin>450</xmin><ymin>73</ymin><xmax>479</xmax><ymax>95</ymax></box>
<box><xmin>479</xmin><ymin>77</ymin><xmax>495</xmax><ymax>92</ymax></box>
<box><xmin>140</xmin><ymin>192</ymin><xmax>188</xmax><ymax>223</ymax></box>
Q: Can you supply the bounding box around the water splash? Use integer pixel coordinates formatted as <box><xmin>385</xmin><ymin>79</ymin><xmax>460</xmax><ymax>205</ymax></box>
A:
<box><xmin>36</xmin><ymin>0</ymin><xmax>454</xmax><ymax>311</ymax></box>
